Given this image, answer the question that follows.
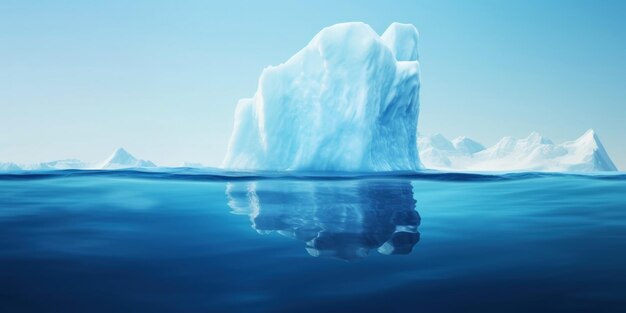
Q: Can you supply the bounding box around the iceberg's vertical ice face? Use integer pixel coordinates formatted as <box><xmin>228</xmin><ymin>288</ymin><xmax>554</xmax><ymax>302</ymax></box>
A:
<box><xmin>223</xmin><ymin>22</ymin><xmax>421</xmax><ymax>171</ymax></box>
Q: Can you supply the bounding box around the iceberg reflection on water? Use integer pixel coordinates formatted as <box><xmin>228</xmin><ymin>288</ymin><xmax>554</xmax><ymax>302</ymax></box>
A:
<box><xmin>226</xmin><ymin>179</ymin><xmax>420</xmax><ymax>260</ymax></box>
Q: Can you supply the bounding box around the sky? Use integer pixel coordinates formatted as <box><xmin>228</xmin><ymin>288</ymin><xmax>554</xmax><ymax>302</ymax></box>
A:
<box><xmin>1</xmin><ymin>0</ymin><xmax>625</xmax><ymax>169</ymax></box>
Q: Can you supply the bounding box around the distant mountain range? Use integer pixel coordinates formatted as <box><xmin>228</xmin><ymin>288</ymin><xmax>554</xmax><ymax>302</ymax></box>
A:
<box><xmin>0</xmin><ymin>130</ymin><xmax>619</xmax><ymax>172</ymax></box>
<box><xmin>0</xmin><ymin>162</ymin><xmax>21</xmax><ymax>171</ymax></box>
<box><xmin>1</xmin><ymin>148</ymin><xmax>157</xmax><ymax>171</ymax></box>
<box><xmin>418</xmin><ymin>129</ymin><xmax>618</xmax><ymax>172</ymax></box>
<box><xmin>19</xmin><ymin>159</ymin><xmax>88</xmax><ymax>170</ymax></box>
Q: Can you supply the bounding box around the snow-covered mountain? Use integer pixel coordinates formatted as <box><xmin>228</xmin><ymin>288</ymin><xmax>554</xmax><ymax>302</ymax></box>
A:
<box><xmin>99</xmin><ymin>148</ymin><xmax>156</xmax><ymax>169</ymax></box>
<box><xmin>419</xmin><ymin>129</ymin><xmax>618</xmax><ymax>172</ymax></box>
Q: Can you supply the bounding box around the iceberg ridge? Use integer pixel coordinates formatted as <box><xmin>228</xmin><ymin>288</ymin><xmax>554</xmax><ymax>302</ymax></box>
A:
<box><xmin>419</xmin><ymin>130</ymin><xmax>618</xmax><ymax>172</ymax></box>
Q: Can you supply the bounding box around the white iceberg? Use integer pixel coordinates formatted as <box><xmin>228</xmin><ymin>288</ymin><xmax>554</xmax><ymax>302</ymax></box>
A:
<box><xmin>180</xmin><ymin>162</ymin><xmax>205</xmax><ymax>168</ymax></box>
<box><xmin>21</xmin><ymin>159</ymin><xmax>88</xmax><ymax>170</ymax></box>
<box><xmin>223</xmin><ymin>22</ymin><xmax>421</xmax><ymax>171</ymax></box>
<box><xmin>1</xmin><ymin>149</ymin><xmax>156</xmax><ymax>171</ymax></box>
<box><xmin>419</xmin><ymin>129</ymin><xmax>618</xmax><ymax>172</ymax></box>
<box><xmin>99</xmin><ymin>148</ymin><xmax>156</xmax><ymax>169</ymax></box>
<box><xmin>452</xmin><ymin>137</ymin><xmax>486</xmax><ymax>155</ymax></box>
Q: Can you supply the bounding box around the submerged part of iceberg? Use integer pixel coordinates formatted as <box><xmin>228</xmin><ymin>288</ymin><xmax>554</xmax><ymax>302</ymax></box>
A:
<box><xmin>223</xmin><ymin>22</ymin><xmax>421</xmax><ymax>171</ymax></box>
<box><xmin>99</xmin><ymin>148</ymin><xmax>156</xmax><ymax>169</ymax></box>
<box><xmin>418</xmin><ymin>129</ymin><xmax>618</xmax><ymax>172</ymax></box>
<box><xmin>226</xmin><ymin>179</ymin><xmax>420</xmax><ymax>260</ymax></box>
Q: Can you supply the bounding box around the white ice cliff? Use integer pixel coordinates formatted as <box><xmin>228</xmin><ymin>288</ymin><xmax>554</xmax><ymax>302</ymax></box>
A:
<box><xmin>418</xmin><ymin>130</ymin><xmax>618</xmax><ymax>172</ymax></box>
<box><xmin>223</xmin><ymin>22</ymin><xmax>421</xmax><ymax>171</ymax></box>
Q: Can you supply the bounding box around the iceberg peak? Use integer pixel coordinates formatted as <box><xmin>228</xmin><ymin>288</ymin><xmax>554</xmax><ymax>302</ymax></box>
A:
<box><xmin>419</xmin><ymin>130</ymin><xmax>618</xmax><ymax>172</ymax></box>
<box><xmin>569</xmin><ymin>129</ymin><xmax>617</xmax><ymax>171</ymax></box>
<box><xmin>425</xmin><ymin>134</ymin><xmax>455</xmax><ymax>151</ymax></box>
<box><xmin>524</xmin><ymin>132</ymin><xmax>553</xmax><ymax>145</ymax></box>
<box><xmin>100</xmin><ymin>148</ymin><xmax>156</xmax><ymax>169</ymax></box>
<box><xmin>452</xmin><ymin>136</ymin><xmax>486</xmax><ymax>154</ymax></box>
<box><xmin>577</xmin><ymin>128</ymin><xmax>598</xmax><ymax>144</ymax></box>
<box><xmin>111</xmin><ymin>147</ymin><xmax>132</xmax><ymax>159</ymax></box>
<box><xmin>381</xmin><ymin>22</ymin><xmax>419</xmax><ymax>61</ymax></box>
<box><xmin>223</xmin><ymin>22</ymin><xmax>421</xmax><ymax>171</ymax></box>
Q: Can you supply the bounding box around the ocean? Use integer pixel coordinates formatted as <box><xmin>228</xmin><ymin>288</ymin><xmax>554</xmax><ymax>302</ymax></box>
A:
<box><xmin>1</xmin><ymin>169</ymin><xmax>625</xmax><ymax>312</ymax></box>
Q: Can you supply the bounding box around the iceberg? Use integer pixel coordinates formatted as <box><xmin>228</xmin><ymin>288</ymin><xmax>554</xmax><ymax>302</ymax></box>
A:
<box><xmin>0</xmin><ymin>162</ymin><xmax>21</xmax><ymax>172</ymax></box>
<box><xmin>223</xmin><ymin>22</ymin><xmax>421</xmax><ymax>171</ymax></box>
<box><xmin>180</xmin><ymin>162</ymin><xmax>205</xmax><ymax>168</ymax></box>
<box><xmin>99</xmin><ymin>148</ymin><xmax>156</xmax><ymax>169</ymax></box>
<box><xmin>22</xmin><ymin>159</ymin><xmax>88</xmax><ymax>170</ymax></box>
<box><xmin>452</xmin><ymin>136</ymin><xmax>486</xmax><ymax>155</ymax></box>
<box><xmin>0</xmin><ymin>150</ymin><xmax>155</xmax><ymax>171</ymax></box>
<box><xmin>419</xmin><ymin>129</ymin><xmax>618</xmax><ymax>172</ymax></box>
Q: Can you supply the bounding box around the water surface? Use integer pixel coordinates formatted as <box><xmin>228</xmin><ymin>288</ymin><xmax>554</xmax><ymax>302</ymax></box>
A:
<box><xmin>1</xmin><ymin>170</ymin><xmax>625</xmax><ymax>312</ymax></box>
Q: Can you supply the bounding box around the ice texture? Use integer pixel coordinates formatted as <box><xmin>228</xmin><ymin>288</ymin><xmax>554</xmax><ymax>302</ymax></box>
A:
<box><xmin>418</xmin><ymin>129</ymin><xmax>618</xmax><ymax>172</ymax></box>
<box><xmin>0</xmin><ymin>162</ymin><xmax>21</xmax><ymax>172</ymax></box>
<box><xmin>24</xmin><ymin>159</ymin><xmax>88</xmax><ymax>170</ymax></box>
<box><xmin>223</xmin><ymin>22</ymin><xmax>421</xmax><ymax>171</ymax></box>
<box><xmin>0</xmin><ymin>149</ymin><xmax>156</xmax><ymax>171</ymax></box>
<box><xmin>99</xmin><ymin>148</ymin><xmax>156</xmax><ymax>169</ymax></box>
<box><xmin>452</xmin><ymin>137</ymin><xmax>486</xmax><ymax>155</ymax></box>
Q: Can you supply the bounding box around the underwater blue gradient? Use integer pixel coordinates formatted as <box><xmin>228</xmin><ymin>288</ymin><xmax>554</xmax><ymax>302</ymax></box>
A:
<box><xmin>1</xmin><ymin>170</ymin><xmax>625</xmax><ymax>312</ymax></box>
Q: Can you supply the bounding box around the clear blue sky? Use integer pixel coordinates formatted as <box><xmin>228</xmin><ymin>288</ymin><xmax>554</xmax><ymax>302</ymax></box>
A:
<box><xmin>1</xmin><ymin>0</ymin><xmax>624</xmax><ymax>168</ymax></box>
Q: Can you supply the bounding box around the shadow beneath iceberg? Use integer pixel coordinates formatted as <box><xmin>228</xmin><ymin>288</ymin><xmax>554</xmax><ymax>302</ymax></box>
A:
<box><xmin>226</xmin><ymin>179</ymin><xmax>420</xmax><ymax>260</ymax></box>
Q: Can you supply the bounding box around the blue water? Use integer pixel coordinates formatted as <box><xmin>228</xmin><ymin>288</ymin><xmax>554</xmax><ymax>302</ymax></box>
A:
<box><xmin>1</xmin><ymin>170</ymin><xmax>625</xmax><ymax>312</ymax></box>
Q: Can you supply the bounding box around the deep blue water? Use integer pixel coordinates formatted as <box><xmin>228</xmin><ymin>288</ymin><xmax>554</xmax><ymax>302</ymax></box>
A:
<box><xmin>1</xmin><ymin>170</ymin><xmax>625</xmax><ymax>312</ymax></box>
